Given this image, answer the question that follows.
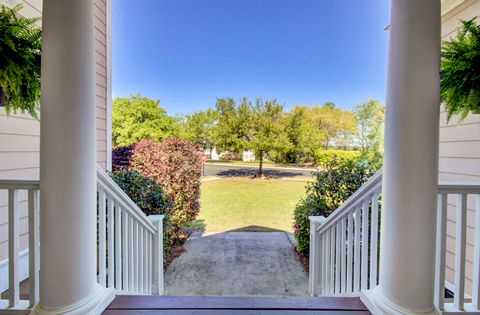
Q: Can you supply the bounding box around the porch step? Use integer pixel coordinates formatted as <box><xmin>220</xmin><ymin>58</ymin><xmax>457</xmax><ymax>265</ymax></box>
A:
<box><xmin>103</xmin><ymin>295</ymin><xmax>370</xmax><ymax>314</ymax></box>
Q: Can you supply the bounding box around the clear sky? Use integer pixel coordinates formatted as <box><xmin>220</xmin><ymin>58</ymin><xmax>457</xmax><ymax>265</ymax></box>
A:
<box><xmin>112</xmin><ymin>0</ymin><xmax>391</xmax><ymax>115</ymax></box>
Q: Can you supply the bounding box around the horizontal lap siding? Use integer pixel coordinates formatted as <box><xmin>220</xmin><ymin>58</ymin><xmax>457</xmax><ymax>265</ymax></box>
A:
<box><xmin>0</xmin><ymin>0</ymin><xmax>111</xmax><ymax>261</ymax></box>
<box><xmin>440</xmin><ymin>0</ymin><xmax>480</xmax><ymax>296</ymax></box>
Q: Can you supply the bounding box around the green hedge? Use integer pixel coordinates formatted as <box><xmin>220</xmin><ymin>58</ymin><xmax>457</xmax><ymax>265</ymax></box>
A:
<box><xmin>293</xmin><ymin>157</ymin><xmax>381</xmax><ymax>254</ymax></box>
<box><xmin>314</xmin><ymin>149</ymin><xmax>383</xmax><ymax>169</ymax></box>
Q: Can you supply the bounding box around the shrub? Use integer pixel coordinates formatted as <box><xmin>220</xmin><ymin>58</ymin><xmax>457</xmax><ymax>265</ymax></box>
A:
<box><xmin>314</xmin><ymin>149</ymin><xmax>383</xmax><ymax>169</ymax></box>
<box><xmin>129</xmin><ymin>137</ymin><xmax>203</xmax><ymax>230</ymax></box>
<box><xmin>293</xmin><ymin>158</ymin><xmax>380</xmax><ymax>254</ymax></box>
<box><xmin>112</xmin><ymin>144</ymin><xmax>133</xmax><ymax>172</ymax></box>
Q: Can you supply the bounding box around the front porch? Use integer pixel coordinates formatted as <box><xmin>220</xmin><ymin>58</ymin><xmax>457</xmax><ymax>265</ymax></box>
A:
<box><xmin>2</xmin><ymin>0</ymin><xmax>480</xmax><ymax>314</ymax></box>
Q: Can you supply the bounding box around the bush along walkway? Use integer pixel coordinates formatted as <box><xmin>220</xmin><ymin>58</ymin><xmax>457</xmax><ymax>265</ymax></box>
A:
<box><xmin>164</xmin><ymin>231</ymin><xmax>309</xmax><ymax>296</ymax></box>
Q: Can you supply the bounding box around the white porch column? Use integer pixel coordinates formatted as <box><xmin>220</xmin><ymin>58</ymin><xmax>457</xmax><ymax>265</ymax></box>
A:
<box><xmin>32</xmin><ymin>0</ymin><xmax>114</xmax><ymax>314</ymax></box>
<box><xmin>361</xmin><ymin>0</ymin><xmax>440</xmax><ymax>314</ymax></box>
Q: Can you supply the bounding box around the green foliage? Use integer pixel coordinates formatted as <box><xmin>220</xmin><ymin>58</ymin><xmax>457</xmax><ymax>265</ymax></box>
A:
<box><xmin>310</xmin><ymin>104</ymin><xmax>357</xmax><ymax>149</ymax></box>
<box><xmin>354</xmin><ymin>99</ymin><xmax>385</xmax><ymax>152</ymax></box>
<box><xmin>110</xmin><ymin>170</ymin><xmax>172</xmax><ymax>217</ymax></box>
<box><xmin>314</xmin><ymin>149</ymin><xmax>361</xmax><ymax>167</ymax></box>
<box><xmin>179</xmin><ymin>108</ymin><xmax>219</xmax><ymax>149</ymax></box>
<box><xmin>214</xmin><ymin>97</ymin><xmax>288</xmax><ymax>174</ymax></box>
<box><xmin>293</xmin><ymin>158</ymin><xmax>381</xmax><ymax>254</ymax></box>
<box><xmin>0</xmin><ymin>4</ymin><xmax>41</xmax><ymax>118</ymax></box>
<box><xmin>214</xmin><ymin>97</ymin><xmax>253</xmax><ymax>154</ymax></box>
<box><xmin>112</xmin><ymin>94</ymin><xmax>179</xmax><ymax>147</ymax></box>
<box><xmin>441</xmin><ymin>18</ymin><xmax>480</xmax><ymax>121</ymax></box>
<box><xmin>129</xmin><ymin>137</ymin><xmax>203</xmax><ymax>230</ymax></box>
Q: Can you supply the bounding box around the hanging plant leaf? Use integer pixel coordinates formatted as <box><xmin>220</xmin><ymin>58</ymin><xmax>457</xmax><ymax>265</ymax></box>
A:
<box><xmin>0</xmin><ymin>4</ymin><xmax>41</xmax><ymax>118</ymax></box>
<box><xmin>441</xmin><ymin>18</ymin><xmax>480</xmax><ymax>121</ymax></box>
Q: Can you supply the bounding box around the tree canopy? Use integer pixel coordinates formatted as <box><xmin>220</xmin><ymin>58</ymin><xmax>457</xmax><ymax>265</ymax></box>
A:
<box><xmin>112</xmin><ymin>94</ymin><xmax>179</xmax><ymax>147</ymax></box>
<box><xmin>354</xmin><ymin>99</ymin><xmax>385</xmax><ymax>152</ymax></box>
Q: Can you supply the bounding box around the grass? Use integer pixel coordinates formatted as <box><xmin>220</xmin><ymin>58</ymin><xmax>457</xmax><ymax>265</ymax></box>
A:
<box><xmin>197</xmin><ymin>178</ymin><xmax>309</xmax><ymax>233</ymax></box>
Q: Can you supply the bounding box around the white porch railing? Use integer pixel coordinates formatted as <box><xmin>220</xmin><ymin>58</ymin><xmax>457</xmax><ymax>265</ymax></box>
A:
<box><xmin>0</xmin><ymin>167</ymin><xmax>164</xmax><ymax>312</ymax></box>
<box><xmin>96</xmin><ymin>166</ymin><xmax>164</xmax><ymax>296</ymax></box>
<box><xmin>0</xmin><ymin>180</ymin><xmax>40</xmax><ymax>312</ymax></box>
<box><xmin>309</xmin><ymin>169</ymin><xmax>382</xmax><ymax>296</ymax></box>
<box><xmin>309</xmin><ymin>169</ymin><xmax>480</xmax><ymax>314</ymax></box>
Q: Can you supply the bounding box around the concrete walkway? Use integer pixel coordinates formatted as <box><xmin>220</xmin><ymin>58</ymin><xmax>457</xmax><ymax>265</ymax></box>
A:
<box><xmin>164</xmin><ymin>232</ymin><xmax>309</xmax><ymax>296</ymax></box>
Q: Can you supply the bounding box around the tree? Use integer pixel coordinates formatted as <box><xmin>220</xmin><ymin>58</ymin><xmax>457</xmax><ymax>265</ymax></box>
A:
<box><xmin>282</xmin><ymin>106</ymin><xmax>322</xmax><ymax>163</ymax></box>
<box><xmin>112</xmin><ymin>94</ymin><xmax>179</xmax><ymax>147</ymax></box>
<box><xmin>310</xmin><ymin>104</ymin><xmax>357</xmax><ymax>149</ymax></box>
<box><xmin>214</xmin><ymin>97</ymin><xmax>287</xmax><ymax>176</ymax></box>
<box><xmin>214</xmin><ymin>97</ymin><xmax>252</xmax><ymax>155</ymax></box>
<box><xmin>354</xmin><ymin>99</ymin><xmax>385</xmax><ymax>152</ymax></box>
<box><xmin>250</xmin><ymin>98</ymin><xmax>288</xmax><ymax>176</ymax></box>
<box><xmin>179</xmin><ymin>108</ymin><xmax>219</xmax><ymax>150</ymax></box>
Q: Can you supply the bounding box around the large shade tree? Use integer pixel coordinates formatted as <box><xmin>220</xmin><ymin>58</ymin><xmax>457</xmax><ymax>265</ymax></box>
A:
<box><xmin>179</xmin><ymin>108</ymin><xmax>219</xmax><ymax>150</ymax></box>
<box><xmin>112</xmin><ymin>94</ymin><xmax>179</xmax><ymax>147</ymax></box>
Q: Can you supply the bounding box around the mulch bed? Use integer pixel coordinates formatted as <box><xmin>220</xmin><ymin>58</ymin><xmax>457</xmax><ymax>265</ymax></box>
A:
<box><xmin>294</xmin><ymin>246</ymin><xmax>309</xmax><ymax>272</ymax></box>
<box><xmin>164</xmin><ymin>228</ymin><xmax>193</xmax><ymax>271</ymax></box>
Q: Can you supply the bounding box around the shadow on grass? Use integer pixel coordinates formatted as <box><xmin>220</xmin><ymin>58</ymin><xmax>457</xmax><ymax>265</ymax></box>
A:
<box><xmin>216</xmin><ymin>169</ymin><xmax>308</xmax><ymax>178</ymax></box>
<box><xmin>226</xmin><ymin>225</ymin><xmax>287</xmax><ymax>232</ymax></box>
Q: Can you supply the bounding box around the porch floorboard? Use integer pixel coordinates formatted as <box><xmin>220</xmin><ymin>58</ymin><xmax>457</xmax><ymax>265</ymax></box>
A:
<box><xmin>104</xmin><ymin>295</ymin><xmax>370</xmax><ymax>314</ymax></box>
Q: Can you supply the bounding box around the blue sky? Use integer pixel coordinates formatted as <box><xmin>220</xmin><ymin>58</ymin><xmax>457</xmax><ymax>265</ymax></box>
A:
<box><xmin>112</xmin><ymin>0</ymin><xmax>391</xmax><ymax>115</ymax></box>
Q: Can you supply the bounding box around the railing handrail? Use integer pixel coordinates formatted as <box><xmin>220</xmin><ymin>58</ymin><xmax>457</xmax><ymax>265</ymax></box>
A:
<box><xmin>0</xmin><ymin>179</ymin><xmax>40</xmax><ymax>190</ymax></box>
<box><xmin>96</xmin><ymin>165</ymin><xmax>157</xmax><ymax>233</ymax></box>
<box><xmin>438</xmin><ymin>181</ymin><xmax>480</xmax><ymax>194</ymax></box>
<box><xmin>316</xmin><ymin>168</ymin><xmax>383</xmax><ymax>235</ymax></box>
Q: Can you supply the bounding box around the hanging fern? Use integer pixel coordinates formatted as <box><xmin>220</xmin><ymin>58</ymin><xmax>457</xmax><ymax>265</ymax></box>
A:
<box><xmin>441</xmin><ymin>18</ymin><xmax>480</xmax><ymax>121</ymax></box>
<box><xmin>0</xmin><ymin>4</ymin><xmax>41</xmax><ymax>118</ymax></box>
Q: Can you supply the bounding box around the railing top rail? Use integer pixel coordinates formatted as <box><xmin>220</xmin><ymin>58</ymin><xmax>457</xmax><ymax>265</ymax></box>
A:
<box><xmin>438</xmin><ymin>181</ymin><xmax>480</xmax><ymax>194</ymax></box>
<box><xmin>317</xmin><ymin>168</ymin><xmax>383</xmax><ymax>234</ymax></box>
<box><xmin>96</xmin><ymin>166</ymin><xmax>157</xmax><ymax>233</ymax></box>
<box><xmin>0</xmin><ymin>179</ymin><xmax>40</xmax><ymax>190</ymax></box>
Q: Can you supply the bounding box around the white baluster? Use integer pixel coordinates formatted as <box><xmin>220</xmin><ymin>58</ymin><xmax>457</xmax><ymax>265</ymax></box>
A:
<box><xmin>98</xmin><ymin>190</ymin><xmax>107</xmax><ymax>286</ymax></box>
<box><xmin>139</xmin><ymin>226</ymin><xmax>144</xmax><ymax>293</ymax></box>
<box><xmin>353</xmin><ymin>206</ymin><xmax>361</xmax><ymax>291</ymax></box>
<box><xmin>115</xmin><ymin>206</ymin><xmax>122</xmax><ymax>290</ymax></box>
<box><xmin>122</xmin><ymin>211</ymin><xmax>129</xmax><ymax>291</ymax></box>
<box><xmin>107</xmin><ymin>199</ymin><xmax>115</xmax><ymax>288</ymax></box>
<box><xmin>8</xmin><ymin>189</ymin><xmax>19</xmax><ymax>307</ymax></box>
<box><xmin>325</xmin><ymin>230</ymin><xmax>331</xmax><ymax>294</ymax></box>
<box><xmin>330</xmin><ymin>227</ymin><xmax>335</xmax><ymax>295</ymax></box>
<box><xmin>28</xmin><ymin>189</ymin><xmax>40</xmax><ymax>307</ymax></box>
<box><xmin>434</xmin><ymin>193</ymin><xmax>447</xmax><ymax>310</ymax></box>
<box><xmin>361</xmin><ymin>199</ymin><xmax>370</xmax><ymax>290</ymax></box>
<box><xmin>454</xmin><ymin>194</ymin><xmax>467</xmax><ymax>310</ymax></box>
<box><xmin>128</xmin><ymin>216</ymin><xmax>134</xmax><ymax>291</ymax></box>
<box><xmin>143</xmin><ymin>228</ymin><xmax>148</xmax><ymax>293</ymax></box>
<box><xmin>335</xmin><ymin>222</ymin><xmax>341</xmax><ymax>294</ymax></box>
<box><xmin>369</xmin><ymin>192</ymin><xmax>379</xmax><ymax>289</ymax></box>
<box><xmin>133</xmin><ymin>221</ymin><xmax>139</xmax><ymax>292</ymax></box>
<box><xmin>346</xmin><ymin>212</ymin><xmax>353</xmax><ymax>293</ymax></box>
<box><xmin>340</xmin><ymin>216</ymin><xmax>346</xmax><ymax>293</ymax></box>
<box><xmin>473</xmin><ymin>194</ymin><xmax>480</xmax><ymax>309</ymax></box>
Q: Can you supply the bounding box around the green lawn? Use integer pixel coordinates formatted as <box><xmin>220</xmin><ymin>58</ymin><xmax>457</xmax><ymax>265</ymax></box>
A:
<box><xmin>198</xmin><ymin>178</ymin><xmax>309</xmax><ymax>232</ymax></box>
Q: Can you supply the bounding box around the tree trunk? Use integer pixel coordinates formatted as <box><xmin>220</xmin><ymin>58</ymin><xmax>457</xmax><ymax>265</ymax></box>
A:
<box><xmin>258</xmin><ymin>151</ymin><xmax>264</xmax><ymax>178</ymax></box>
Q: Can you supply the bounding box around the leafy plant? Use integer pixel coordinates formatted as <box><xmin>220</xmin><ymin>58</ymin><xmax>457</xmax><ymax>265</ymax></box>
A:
<box><xmin>129</xmin><ymin>137</ymin><xmax>203</xmax><ymax>230</ymax></box>
<box><xmin>441</xmin><ymin>18</ymin><xmax>480</xmax><ymax>121</ymax></box>
<box><xmin>0</xmin><ymin>4</ymin><xmax>41</xmax><ymax>117</ymax></box>
<box><xmin>112</xmin><ymin>144</ymin><xmax>133</xmax><ymax>172</ymax></box>
<box><xmin>293</xmin><ymin>158</ymin><xmax>380</xmax><ymax>254</ymax></box>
